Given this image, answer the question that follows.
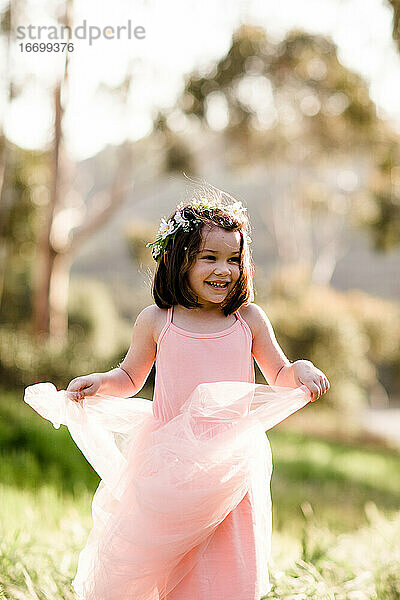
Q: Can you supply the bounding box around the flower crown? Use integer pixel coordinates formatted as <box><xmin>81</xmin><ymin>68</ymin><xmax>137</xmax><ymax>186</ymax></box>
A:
<box><xmin>146</xmin><ymin>197</ymin><xmax>249</xmax><ymax>262</ymax></box>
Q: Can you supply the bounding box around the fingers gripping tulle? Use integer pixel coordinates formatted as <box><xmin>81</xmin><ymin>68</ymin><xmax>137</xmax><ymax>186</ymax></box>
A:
<box><xmin>23</xmin><ymin>382</ymin><xmax>154</xmax><ymax>493</ymax></box>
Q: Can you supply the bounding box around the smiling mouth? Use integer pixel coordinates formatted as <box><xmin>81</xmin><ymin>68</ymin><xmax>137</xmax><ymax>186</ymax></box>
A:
<box><xmin>205</xmin><ymin>281</ymin><xmax>229</xmax><ymax>289</ymax></box>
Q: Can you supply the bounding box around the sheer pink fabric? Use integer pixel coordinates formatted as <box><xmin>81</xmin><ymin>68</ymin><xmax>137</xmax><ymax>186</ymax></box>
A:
<box><xmin>24</xmin><ymin>307</ymin><xmax>311</xmax><ymax>600</ymax></box>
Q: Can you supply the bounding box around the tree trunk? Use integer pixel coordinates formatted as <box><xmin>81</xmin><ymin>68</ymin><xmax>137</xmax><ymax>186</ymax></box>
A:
<box><xmin>49</xmin><ymin>251</ymin><xmax>72</xmax><ymax>341</ymax></box>
<box><xmin>32</xmin><ymin>83</ymin><xmax>62</xmax><ymax>337</ymax></box>
<box><xmin>31</xmin><ymin>0</ymin><xmax>135</xmax><ymax>344</ymax></box>
<box><xmin>0</xmin><ymin>1</ymin><xmax>13</xmax><ymax>313</ymax></box>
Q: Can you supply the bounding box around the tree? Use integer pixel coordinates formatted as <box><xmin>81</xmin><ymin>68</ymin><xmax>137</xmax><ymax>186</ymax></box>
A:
<box><xmin>0</xmin><ymin>1</ymin><xmax>17</xmax><ymax>312</ymax></box>
<box><xmin>0</xmin><ymin>0</ymin><xmax>138</xmax><ymax>343</ymax></box>
<box><xmin>153</xmin><ymin>112</ymin><xmax>195</xmax><ymax>175</ymax></box>
<box><xmin>28</xmin><ymin>1</ymin><xmax>135</xmax><ymax>343</ymax></box>
<box><xmin>163</xmin><ymin>25</ymin><xmax>400</xmax><ymax>282</ymax></box>
<box><xmin>388</xmin><ymin>0</ymin><xmax>400</xmax><ymax>52</ymax></box>
<box><xmin>181</xmin><ymin>27</ymin><xmax>378</xmax><ymax>162</ymax></box>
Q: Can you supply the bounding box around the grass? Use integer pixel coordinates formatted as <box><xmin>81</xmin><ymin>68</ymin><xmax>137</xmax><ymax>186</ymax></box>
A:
<box><xmin>264</xmin><ymin>505</ymin><xmax>400</xmax><ymax>599</ymax></box>
<box><xmin>0</xmin><ymin>485</ymin><xmax>91</xmax><ymax>600</ymax></box>
<box><xmin>1</xmin><ymin>386</ymin><xmax>400</xmax><ymax>599</ymax></box>
<box><xmin>268</xmin><ymin>428</ymin><xmax>400</xmax><ymax>536</ymax></box>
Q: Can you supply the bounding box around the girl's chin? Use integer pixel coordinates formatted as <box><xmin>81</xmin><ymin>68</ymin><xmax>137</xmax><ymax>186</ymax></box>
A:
<box><xmin>200</xmin><ymin>289</ymin><xmax>229</xmax><ymax>304</ymax></box>
<box><xmin>204</xmin><ymin>288</ymin><xmax>229</xmax><ymax>299</ymax></box>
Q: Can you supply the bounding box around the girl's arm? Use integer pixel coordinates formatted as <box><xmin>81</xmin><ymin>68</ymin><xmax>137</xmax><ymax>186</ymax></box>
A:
<box><xmin>241</xmin><ymin>303</ymin><xmax>295</xmax><ymax>386</ymax></box>
<box><xmin>241</xmin><ymin>303</ymin><xmax>329</xmax><ymax>400</ymax></box>
<box><xmin>66</xmin><ymin>305</ymin><xmax>157</xmax><ymax>400</ymax></box>
<box><xmin>98</xmin><ymin>305</ymin><xmax>157</xmax><ymax>397</ymax></box>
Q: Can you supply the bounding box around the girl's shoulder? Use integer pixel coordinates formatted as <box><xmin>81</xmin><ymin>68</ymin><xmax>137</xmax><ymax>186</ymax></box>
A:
<box><xmin>132</xmin><ymin>304</ymin><xmax>167</xmax><ymax>345</ymax></box>
<box><xmin>149</xmin><ymin>304</ymin><xmax>171</xmax><ymax>344</ymax></box>
<box><xmin>237</xmin><ymin>303</ymin><xmax>270</xmax><ymax>339</ymax></box>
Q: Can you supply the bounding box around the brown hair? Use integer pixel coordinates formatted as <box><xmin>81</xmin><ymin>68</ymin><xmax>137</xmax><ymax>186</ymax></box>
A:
<box><xmin>151</xmin><ymin>195</ymin><xmax>255</xmax><ymax>316</ymax></box>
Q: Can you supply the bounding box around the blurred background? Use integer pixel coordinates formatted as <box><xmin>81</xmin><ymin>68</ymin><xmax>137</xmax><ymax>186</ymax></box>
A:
<box><xmin>1</xmin><ymin>0</ymin><xmax>400</xmax><ymax>598</ymax></box>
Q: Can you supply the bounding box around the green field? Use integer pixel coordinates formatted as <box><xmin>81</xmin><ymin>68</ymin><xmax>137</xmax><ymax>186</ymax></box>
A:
<box><xmin>1</xmin><ymin>387</ymin><xmax>399</xmax><ymax>599</ymax></box>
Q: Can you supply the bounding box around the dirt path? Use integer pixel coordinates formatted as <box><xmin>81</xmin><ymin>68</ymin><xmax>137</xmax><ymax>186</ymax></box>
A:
<box><xmin>362</xmin><ymin>408</ymin><xmax>400</xmax><ymax>449</ymax></box>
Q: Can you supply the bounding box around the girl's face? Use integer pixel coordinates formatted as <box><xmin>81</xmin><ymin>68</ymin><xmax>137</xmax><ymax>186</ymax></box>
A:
<box><xmin>188</xmin><ymin>225</ymin><xmax>241</xmax><ymax>308</ymax></box>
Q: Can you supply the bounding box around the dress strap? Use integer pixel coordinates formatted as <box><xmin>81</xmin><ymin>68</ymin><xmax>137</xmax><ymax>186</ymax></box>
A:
<box><xmin>156</xmin><ymin>306</ymin><xmax>174</xmax><ymax>347</ymax></box>
<box><xmin>235</xmin><ymin>309</ymin><xmax>253</xmax><ymax>340</ymax></box>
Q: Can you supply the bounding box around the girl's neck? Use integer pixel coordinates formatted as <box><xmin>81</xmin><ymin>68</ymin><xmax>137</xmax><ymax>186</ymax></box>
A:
<box><xmin>175</xmin><ymin>304</ymin><xmax>227</xmax><ymax>317</ymax></box>
<box><xmin>173</xmin><ymin>304</ymin><xmax>237</xmax><ymax>331</ymax></box>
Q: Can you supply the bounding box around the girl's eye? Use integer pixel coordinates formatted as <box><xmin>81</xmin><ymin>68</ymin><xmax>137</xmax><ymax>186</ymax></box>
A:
<box><xmin>201</xmin><ymin>256</ymin><xmax>240</xmax><ymax>262</ymax></box>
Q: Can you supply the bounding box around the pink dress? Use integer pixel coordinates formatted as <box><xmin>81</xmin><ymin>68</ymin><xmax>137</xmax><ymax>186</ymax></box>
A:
<box><xmin>24</xmin><ymin>306</ymin><xmax>311</xmax><ymax>600</ymax></box>
<box><xmin>154</xmin><ymin>306</ymin><xmax>267</xmax><ymax>599</ymax></box>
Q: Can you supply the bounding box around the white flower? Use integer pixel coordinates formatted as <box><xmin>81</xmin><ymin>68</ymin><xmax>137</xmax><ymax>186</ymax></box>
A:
<box><xmin>229</xmin><ymin>201</ymin><xmax>247</xmax><ymax>215</ymax></box>
<box><xmin>152</xmin><ymin>243</ymin><xmax>163</xmax><ymax>260</ymax></box>
<box><xmin>189</xmin><ymin>197</ymin><xmax>246</xmax><ymax>217</ymax></box>
<box><xmin>191</xmin><ymin>197</ymin><xmax>218</xmax><ymax>211</ymax></box>
<box><xmin>158</xmin><ymin>218</ymin><xmax>177</xmax><ymax>240</ymax></box>
<box><xmin>174</xmin><ymin>210</ymin><xmax>190</xmax><ymax>230</ymax></box>
<box><xmin>174</xmin><ymin>210</ymin><xmax>202</xmax><ymax>232</ymax></box>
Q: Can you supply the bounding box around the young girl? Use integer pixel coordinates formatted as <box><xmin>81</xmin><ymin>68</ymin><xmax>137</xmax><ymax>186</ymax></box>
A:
<box><xmin>25</xmin><ymin>187</ymin><xmax>329</xmax><ymax>600</ymax></box>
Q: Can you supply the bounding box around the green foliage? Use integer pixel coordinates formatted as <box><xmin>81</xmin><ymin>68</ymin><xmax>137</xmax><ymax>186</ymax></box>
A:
<box><xmin>180</xmin><ymin>25</ymin><xmax>378</xmax><ymax>161</ymax></box>
<box><xmin>365</xmin><ymin>139</ymin><xmax>400</xmax><ymax>251</ymax></box>
<box><xmin>170</xmin><ymin>22</ymin><xmax>400</xmax><ymax>252</ymax></box>
<box><xmin>153</xmin><ymin>112</ymin><xmax>196</xmax><ymax>175</ymax></box>
<box><xmin>0</xmin><ymin>388</ymin><xmax>99</xmax><ymax>495</ymax></box>
<box><xmin>0</xmin><ymin>278</ymin><xmax>132</xmax><ymax>391</ymax></box>
<box><xmin>388</xmin><ymin>0</ymin><xmax>400</xmax><ymax>52</ymax></box>
<box><xmin>0</xmin><ymin>325</ymin><xmax>94</xmax><ymax>390</ymax></box>
<box><xmin>0</xmin><ymin>2</ymin><xmax>10</xmax><ymax>35</ymax></box>
<box><xmin>269</xmin><ymin>428</ymin><xmax>400</xmax><ymax>535</ymax></box>
<box><xmin>165</xmin><ymin>135</ymin><xmax>195</xmax><ymax>175</ymax></box>
<box><xmin>0</xmin><ymin>145</ymin><xmax>48</xmax><ymax>325</ymax></box>
<box><xmin>345</xmin><ymin>289</ymin><xmax>400</xmax><ymax>365</ymax></box>
<box><xmin>123</xmin><ymin>219</ymin><xmax>157</xmax><ymax>268</ymax></box>
<box><xmin>68</xmin><ymin>276</ymin><xmax>131</xmax><ymax>361</ymax></box>
<box><xmin>258</xmin><ymin>266</ymin><xmax>400</xmax><ymax>420</ymax></box>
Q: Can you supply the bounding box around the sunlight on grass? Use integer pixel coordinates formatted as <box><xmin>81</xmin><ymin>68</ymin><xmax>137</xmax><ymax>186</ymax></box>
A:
<box><xmin>2</xmin><ymin>388</ymin><xmax>400</xmax><ymax>599</ymax></box>
<box><xmin>0</xmin><ymin>484</ymin><xmax>92</xmax><ymax>600</ymax></box>
<box><xmin>264</xmin><ymin>503</ymin><xmax>400</xmax><ymax>599</ymax></box>
<box><xmin>1</xmin><ymin>484</ymin><xmax>399</xmax><ymax>599</ymax></box>
<box><xmin>269</xmin><ymin>429</ymin><xmax>400</xmax><ymax>497</ymax></box>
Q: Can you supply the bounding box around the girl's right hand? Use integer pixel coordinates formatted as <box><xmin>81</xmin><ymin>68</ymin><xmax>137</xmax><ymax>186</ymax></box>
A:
<box><xmin>66</xmin><ymin>373</ymin><xmax>103</xmax><ymax>402</ymax></box>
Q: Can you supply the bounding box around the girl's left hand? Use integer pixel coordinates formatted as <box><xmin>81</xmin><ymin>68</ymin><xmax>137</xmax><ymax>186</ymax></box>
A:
<box><xmin>292</xmin><ymin>360</ymin><xmax>330</xmax><ymax>402</ymax></box>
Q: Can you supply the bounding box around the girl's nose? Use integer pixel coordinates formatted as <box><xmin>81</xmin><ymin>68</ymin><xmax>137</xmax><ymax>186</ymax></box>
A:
<box><xmin>213</xmin><ymin>263</ymin><xmax>230</xmax><ymax>275</ymax></box>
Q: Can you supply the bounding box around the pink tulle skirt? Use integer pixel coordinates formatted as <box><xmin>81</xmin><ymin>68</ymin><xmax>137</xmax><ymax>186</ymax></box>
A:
<box><xmin>24</xmin><ymin>381</ymin><xmax>311</xmax><ymax>600</ymax></box>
